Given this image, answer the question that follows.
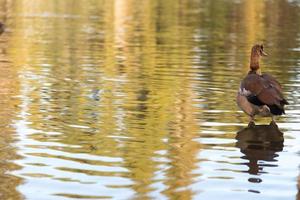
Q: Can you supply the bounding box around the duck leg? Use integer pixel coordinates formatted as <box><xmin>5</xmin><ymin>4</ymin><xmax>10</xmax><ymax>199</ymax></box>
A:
<box><xmin>270</xmin><ymin>116</ymin><xmax>278</xmax><ymax>127</ymax></box>
<box><xmin>248</xmin><ymin>115</ymin><xmax>255</xmax><ymax>128</ymax></box>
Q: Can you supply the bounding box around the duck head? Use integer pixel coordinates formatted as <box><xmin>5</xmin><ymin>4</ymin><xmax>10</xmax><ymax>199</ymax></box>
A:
<box><xmin>249</xmin><ymin>44</ymin><xmax>267</xmax><ymax>72</ymax></box>
<box><xmin>252</xmin><ymin>44</ymin><xmax>267</xmax><ymax>57</ymax></box>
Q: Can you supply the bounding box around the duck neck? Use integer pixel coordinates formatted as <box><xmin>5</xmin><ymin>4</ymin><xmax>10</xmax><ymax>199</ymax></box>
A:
<box><xmin>248</xmin><ymin>69</ymin><xmax>259</xmax><ymax>74</ymax></box>
<box><xmin>249</xmin><ymin>54</ymin><xmax>260</xmax><ymax>74</ymax></box>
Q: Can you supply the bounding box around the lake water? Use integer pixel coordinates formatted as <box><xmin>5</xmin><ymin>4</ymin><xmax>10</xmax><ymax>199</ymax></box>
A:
<box><xmin>0</xmin><ymin>0</ymin><xmax>299</xmax><ymax>199</ymax></box>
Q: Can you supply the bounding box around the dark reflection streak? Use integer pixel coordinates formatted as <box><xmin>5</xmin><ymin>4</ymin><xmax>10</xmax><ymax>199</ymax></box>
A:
<box><xmin>134</xmin><ymin>88</ymin><xmax>149</xmax><ymax>119</ymax></box>
<box><xmin>236</xmin><ymin>124</ymin><xmax>284</xmax><ymax>185</ymax></box>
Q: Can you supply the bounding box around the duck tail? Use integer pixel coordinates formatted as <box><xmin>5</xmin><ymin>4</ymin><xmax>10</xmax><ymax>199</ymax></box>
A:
<box><xmin>281</xmin><ymin>98</ymin><xmax>289</xmax><ymax>105</ymax></box>
<box><xmin>268</xmin><ymin>104</ymin><xmax>285</xmax><ymax>115</ymax></box>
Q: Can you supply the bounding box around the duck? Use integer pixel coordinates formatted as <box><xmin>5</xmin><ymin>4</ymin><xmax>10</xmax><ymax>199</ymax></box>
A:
<box><xmin>237</xmin><ymin>44</ymin><xmax>288</xmax><ymax>126</ymax></box>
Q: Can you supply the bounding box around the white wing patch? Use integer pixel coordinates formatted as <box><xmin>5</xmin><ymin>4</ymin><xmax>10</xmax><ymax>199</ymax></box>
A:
<box><xmin>239</xmin><ymin>87</ymin><xmax>252</xmax><ymax>96</ymax></box>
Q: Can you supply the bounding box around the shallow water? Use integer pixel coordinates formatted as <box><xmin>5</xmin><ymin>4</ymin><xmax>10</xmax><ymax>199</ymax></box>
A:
<box><xmin>0</xmin><ymin>0</ymin><xmax>299</xmax><ymax>199</ymax></box>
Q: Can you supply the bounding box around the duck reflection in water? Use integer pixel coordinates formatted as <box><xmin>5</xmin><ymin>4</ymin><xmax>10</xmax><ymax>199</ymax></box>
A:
<box><xmin>236</xmin><ymin>124</ymin><xmax>284</xmax><ymax>185</ymax></box>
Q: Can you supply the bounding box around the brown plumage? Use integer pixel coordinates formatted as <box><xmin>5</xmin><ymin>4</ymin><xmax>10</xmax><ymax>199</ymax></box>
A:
<box><xmin>237</xmin><ymin>44</ymin><xmax>288</xmax><ymax>126</ymax></box>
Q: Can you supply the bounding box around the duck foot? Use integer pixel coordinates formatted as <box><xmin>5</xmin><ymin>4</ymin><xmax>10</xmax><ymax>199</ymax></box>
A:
<box><xmin>269</xmin><ymin>120</ymin><xmax>278</xmax><ymax>127</ymax></box>
<box><xmin>248</xmin><ymin>121</ymin><xmax>255</xmax><ymax>128</ymax></box>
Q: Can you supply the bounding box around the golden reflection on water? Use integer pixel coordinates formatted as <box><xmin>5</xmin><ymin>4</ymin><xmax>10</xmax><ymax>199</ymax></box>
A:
<box><xmin>0</xmin><ymin>25</ymin><xmax>22</xmax><ymax>200</ymax></box>
<box><xmin>0</xmin><ymin>0</ymin><xmax>299</xmax><ymax>199</ymax></box>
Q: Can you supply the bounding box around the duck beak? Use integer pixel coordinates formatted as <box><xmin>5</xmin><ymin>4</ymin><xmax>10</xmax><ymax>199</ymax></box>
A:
<box><xmin>261</xmin><ymin>50</ymin><xmax>268</xmax><ymax>56</ymax></box>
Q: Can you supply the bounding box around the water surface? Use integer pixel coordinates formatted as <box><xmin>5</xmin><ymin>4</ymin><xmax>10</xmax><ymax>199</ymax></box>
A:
<box><xmin>0</xmin><ymin>0</ymin><xmax>299</xmax><ymax>199</ymax></box>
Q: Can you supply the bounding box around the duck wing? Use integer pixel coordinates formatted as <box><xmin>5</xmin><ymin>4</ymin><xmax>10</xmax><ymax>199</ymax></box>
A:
<box><xmin>240</xmin><ymin>73</ymin><xmax>288</xmax><ymax>115</ymax></box>
<box><xmin>261</xmin><ymin>73</ymin><xmax>282</xmax><ymax>94</ymax></box>
<box><xmin>261</xmin><ymin>73</ymin><xmax>289</xmax><ymax>105</ymax></box>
